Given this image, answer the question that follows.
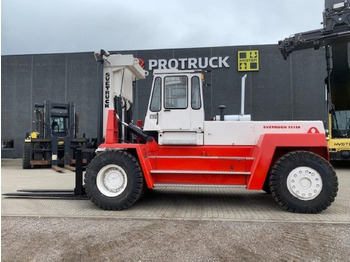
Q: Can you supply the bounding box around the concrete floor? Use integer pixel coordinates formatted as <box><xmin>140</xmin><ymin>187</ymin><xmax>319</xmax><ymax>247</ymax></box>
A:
<box><xmin>2</xmin><ymin>159</ymin><xmax>350</xmax><ymax>262</ymax></box>
<box><xmin>1</xmin><ymin>159</ymin><xmax>350</xmax><ymax>222</ymax></box>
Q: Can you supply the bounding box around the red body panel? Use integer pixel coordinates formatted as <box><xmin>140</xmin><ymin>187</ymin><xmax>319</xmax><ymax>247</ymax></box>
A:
<box><xmin>247</xmin><ymin>133</ymin><xmax>328</xmax><ymax>190</ymax></box>
<box><xmin>99</xmin><ymin>133</ymin><xmax>328</xmax><ymax>190</ymax></box>
<box><xmin>105</xmin><ymin>110</ymin><xmax>118</xmax><ymax>144</ymax></box>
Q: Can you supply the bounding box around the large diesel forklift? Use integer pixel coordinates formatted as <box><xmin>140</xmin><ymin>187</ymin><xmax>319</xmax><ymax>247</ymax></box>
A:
<box><xmin>81</xmin><ymin>50</ymin><xmax>338</xmax><ymax>213</ymax></box>
<box><xmin>23</xmin><ymin>101</ymin><xmax>91</xmax><ymax>171</ymax></box>
<box><xmin>8</xmin><ymin>50</ymin><xmax>338</xmax><ymax>212</ymax></box>
<box><xmin>279</xmin><ymin>0</ymin><xmax>350</xmax><ymax>161</ymax></box>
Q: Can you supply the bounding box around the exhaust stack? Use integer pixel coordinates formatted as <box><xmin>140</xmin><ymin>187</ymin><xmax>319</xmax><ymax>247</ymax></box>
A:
<box><xmin>214</xmin><ymin>74</ymin><xmax>251</xmax><ymax>121</ymax></box>
<box><xmin>240</xmin><ymin>74</ymin><xmax>248</xmax><ymax>116</ymax></box>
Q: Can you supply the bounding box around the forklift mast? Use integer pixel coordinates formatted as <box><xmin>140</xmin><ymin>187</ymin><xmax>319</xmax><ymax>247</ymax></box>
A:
<box><xmin>94</xmin><ymin>50</ymin><xmax>147</xmax><ymax>144</ymax></box>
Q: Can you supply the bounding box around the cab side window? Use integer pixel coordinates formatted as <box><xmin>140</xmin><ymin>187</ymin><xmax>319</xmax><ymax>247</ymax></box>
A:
<box><xmin>150</xmin><ymin>77</ymin><xmax>162</xmax><ymax>112</ymax></box>
<box><xmin>191</xmin><ymin>76</ymin><xmax>201</xmax><ymax>110</ymax></box>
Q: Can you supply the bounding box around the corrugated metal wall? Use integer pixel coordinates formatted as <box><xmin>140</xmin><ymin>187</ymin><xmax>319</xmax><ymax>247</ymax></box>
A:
<box><xmin>1</xmin><ymin>45</ymin><xmax>327</xmax><ymax>158</ymax></box>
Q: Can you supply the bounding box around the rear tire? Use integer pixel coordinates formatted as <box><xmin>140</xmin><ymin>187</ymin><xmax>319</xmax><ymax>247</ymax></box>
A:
<box><xmin>269</xmin><ymin>151</ymin><xmax>338</xmax><ymax>213</ymax></box>
<box><xmin>262</xmin><ymin>177</ymin><xmax>271</xmax><ymax>194</ymax></box>
<box><xmin>22</xmin><ymin>142</ymin><xmax>31</xmax><ymax>169</ymax></box>
<box><xmin>84</xmin><ymin>150</ymin><xmax>144</xmax><ymax>210</ymax></box>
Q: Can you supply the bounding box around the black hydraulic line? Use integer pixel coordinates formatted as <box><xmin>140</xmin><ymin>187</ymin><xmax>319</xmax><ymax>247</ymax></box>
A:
<box><xmin>325</xmin><ymin>45</ymin><xmax>333</xmax><ymax>131</ymax></box>
<box><xmin>125</xmin><ymin>101</ymin><xmax>134</xmax><ymax>142</ymax></box>
<box><xmin>119</xmin><ymin>69</ymin><xmax>125</xmax><ymax>96</ymax></box>
<box><xmin>325</xmin><ymin>45</ymin><xmax>333</xmax><ymax>103</ymax></box>
<box><xmin>126</xmin><ymin>123</ymin><xmax>153</xmax><ymax>142</ymax></box>
<box><xmin>114</xmin><ymin>96</ymin><xmax>123</xmax><ymax>142</ymax></box>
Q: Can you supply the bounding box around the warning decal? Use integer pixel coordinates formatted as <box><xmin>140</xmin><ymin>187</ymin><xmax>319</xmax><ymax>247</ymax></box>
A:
<box><xmin>237</xmin><ymin>50</ymin><xmax>259</xmax><ymax>72</ymax></box>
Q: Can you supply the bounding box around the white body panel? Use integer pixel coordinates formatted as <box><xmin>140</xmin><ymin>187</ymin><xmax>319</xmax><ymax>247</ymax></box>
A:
<box><xmin>154</xmin><ymin>121</ymin><xmax>324</xmax><ymax>146</ymax></box>
<box><xmin>214</xmin><ymin>114</ymin><xmax>251</xmax><ymax>121</ymax></box>
<box><xmin>203</xmin><ymin>121</ymin><xmax>325</xmax><ymax>145</ymax></box>
<box><xmin>159</xmin><ymin>132</ymin><xmax>204</xmax><ymax>145</ymax></box>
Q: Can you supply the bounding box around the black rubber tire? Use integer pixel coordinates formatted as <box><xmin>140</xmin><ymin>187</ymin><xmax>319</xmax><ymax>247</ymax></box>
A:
<box><xmin>22</xmin><ymin>142</ymin><xmax>31</xmax><ymax>169</ymax></box>
<box><xmin>84</xmin><ymin>150</ymin><xmax>144</xmax><ymax>210</ymax></box>
<box><xmin>138</xmin><ymin>178</ymin><xmax>148</xmax><ymax>200</ymax></box>
<box><xmin>269</xmin><ymin>151</ymin><xmax>338</xmax><ymax>213</ymax></box>
<box><xmin>262</xmin><ymin>178</ymin><xmax>271</xmax><ymax>194</ymax></box>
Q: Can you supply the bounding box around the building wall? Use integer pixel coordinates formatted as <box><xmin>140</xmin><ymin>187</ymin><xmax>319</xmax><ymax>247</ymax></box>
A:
<box><xmin>1</xmin><ymin>45</ymin><xmax>327</xmax><ymax>158</ymax></box>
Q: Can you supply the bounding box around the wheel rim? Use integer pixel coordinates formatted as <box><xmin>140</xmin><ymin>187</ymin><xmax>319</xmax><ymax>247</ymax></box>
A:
<box><xmin>286</xmin><ymin>166</ymin><xmax>323</xmax><ymax>201</ymax></box>
<box><xmin>96</xmin><ymin>164</ymin><xmax>128</xmax><ymax>197</ymax></box>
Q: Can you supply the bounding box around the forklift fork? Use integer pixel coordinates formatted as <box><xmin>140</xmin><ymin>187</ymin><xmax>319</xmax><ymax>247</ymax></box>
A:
<box><xmin>3</xmin><ymin>149</ymin><xmax>87</xmax><ymax>199</ymax></box>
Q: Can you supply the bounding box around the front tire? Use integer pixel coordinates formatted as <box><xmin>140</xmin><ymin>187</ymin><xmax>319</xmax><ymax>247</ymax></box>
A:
<box><xmin>269</xmin><ymin>151</ymin><xmax>338</xmax><ymax>213</ymax></box>
<box><xmin>23</xmin><ymin>142</ymin><xmax>31</xmax><ymax>169</ymax></box>
<box><xmin>85</xmin><ymin>151</ymin><xmax>144</xmax><ymax>210</ymax></box>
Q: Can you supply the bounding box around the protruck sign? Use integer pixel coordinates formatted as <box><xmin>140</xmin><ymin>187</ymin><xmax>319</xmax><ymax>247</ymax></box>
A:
<box><xmin>148</xmin><ymin>56</ymin><xmax>230</xmax><ymax>71</ymax></box>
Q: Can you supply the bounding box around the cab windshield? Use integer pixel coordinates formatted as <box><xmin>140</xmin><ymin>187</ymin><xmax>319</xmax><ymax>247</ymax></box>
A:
<box><xmin>51</xmin><ymin>117</ymin><xmax>68</xmax><ymax>134</ymax></box>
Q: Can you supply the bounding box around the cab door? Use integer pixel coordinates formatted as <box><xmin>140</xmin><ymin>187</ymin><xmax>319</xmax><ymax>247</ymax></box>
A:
<box><xmin>161</xmin><ymin>75</ymin><xmax>191</xmax><ymax>131</ymax></box>
<box><xmin>143</xmin><ymin>73</ymin><xmax>204</xmax><ymax>136</ymax></box>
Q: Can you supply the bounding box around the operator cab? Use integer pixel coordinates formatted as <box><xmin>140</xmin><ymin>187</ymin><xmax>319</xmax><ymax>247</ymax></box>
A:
<box><xmin>33</xmin><ymin>102</ymin><xmax>73</xmax><ymax>139</ymax></box>
<box><xmin>143</xmin><ymin>69</ymin><xmax>205</xmax><ymax>145</ymax></box>
<box><xmin>332</xmin><ymin>110</ymin><xmax>350</xmax><ymax>138</ymax></box>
